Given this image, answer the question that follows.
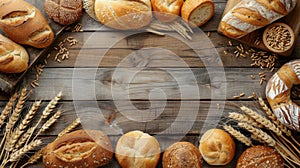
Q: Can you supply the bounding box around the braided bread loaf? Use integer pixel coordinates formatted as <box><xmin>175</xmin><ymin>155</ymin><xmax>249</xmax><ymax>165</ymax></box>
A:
<box><xmin>266</xmin><ymin>60</ymin><xmax>300</xmax><ymax>131</ymax></box>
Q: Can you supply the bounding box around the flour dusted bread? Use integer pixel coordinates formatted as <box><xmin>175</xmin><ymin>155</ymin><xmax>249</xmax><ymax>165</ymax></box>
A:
<box><xmin>219</xmin><ymin>0</ymin><xmax>297</xmax><ymax>38</ymax></box>
<box><xmin>181</xmin><ymin>0</ymin><xmax>214</xmax><ymax>27</ymax></box>
<box><xmin>44</xmin><ymin>0</ymin><xmax>82</xmax><ymax>25</ymax></box>
<box><xmin>163</xmin><ymin>141</ymin><xmax>202</xmax><ymax>168</ymax></box>
<box><xmin>43</xmin><ymin>130</ymin><xmax>113</xmax><ymax>168</ymax></box>
<box><xmin>151</xmin><ymin>0</ymin><xmax>183</xmax><ymax>22</ymax></box>
<box><xmin>0</xmin><ymin>34</ymin><xmax>29</xmax><ymax>73</ymax></box>
<box><xmin>115</xmin><ymin>130</ymin><xmax>161</xmax><ymax>168</ymax></box>
<box><xmin>94</xmin><ymin>0</ymin><xmax>152</xmax><ymax>30</ymax></box>
<box><xmin>199</xmin><ymin>128</ymin><xmax>235</xmax><ymax>165</ymax></box>
<box><xmin>0</xmin><ymin>0</ymin><xmax>54</xmax><ymax>48</ymax></box>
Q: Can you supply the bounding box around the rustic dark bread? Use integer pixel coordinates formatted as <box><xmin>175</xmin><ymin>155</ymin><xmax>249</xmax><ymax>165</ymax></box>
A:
<box><xmin>163</xmin><ymin>141</ymin><xmax>202</xmax><ymax>168</ymax></box>
<box><xmin>44</xmin><ymin>0</ymin><xmax>82</xmax><ymax>25</ymax></box>
<box><xmin>0</xmin><ymin>0</ymin><xmax>54</xmax><ymax>48</ymax></box>
<box><xmin>94</xmin><ymin>0</ymin><xmax>152</xmax><ymax>30</ymax></box>
<box><xmin>181</xmin><ymin>0</ymin><xmax>214</xmax><ymax>27</ymax></box>
<box><xmin>219</xmin><ymin>0</ymin><xmax>297</xmax><ymax>38</ymax></box>
<box><xmin>0</xmin><ymin>34</ymin><xmax>29</xmax><ymax>73</ymax></box>
<box><xmin>43</xmin><ymin>130</ymin><xmax>113</xmax><ymax>168</ymax></box>
<box><xmin>266</xmin><ymin>59</ymin><xmax>300</xmax><ymax>131</ymax></box>
<box><xmin>115</xmin><ymin>130</ymin><xmax>161</xmax><ymax>168</ymax></box>
<box><xmin>151</xmin><ymin>0</ymin><xmax>183</xmax><ymax>22</ymax></box>
<box><xmin>236</xmin><ymin>146</ymin><xmax>284</xmax><ymax>168</ymax></box>
<box><xmin>199</xmin><ymin>128</ymin><xmax>235</xmax><ymax>165</ymax></box>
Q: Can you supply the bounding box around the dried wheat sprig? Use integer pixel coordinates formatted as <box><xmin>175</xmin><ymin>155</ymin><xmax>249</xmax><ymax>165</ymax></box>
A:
<box><xmin>57</xmin><ymin>118</ymin><xmax>81</xmax><ymax>138</ymax></box>
<box><xmin>9</xmin><ymin>139</ymin><xmax>42</xmax><ymax>162</ymax></box>
<box><xmin>20</xmin><ymin>148</ymin><xmax>43</xmax><ymax>168</ymax></box>
<box><xmin>41</xmin><ymin>91</ymin><xmax>62</xmax><ymax>119</ymax></box>
<box><xmin>240</xmin><ymin>106</ymin><xmax>282</xmax><ymax>136</ymax></box>
<box><xmin>223</xmin><ymin>125</ymin><xmax>252</xmax><ymax>146</ymax></box>
<box><xmin>229</xmin><ymin>112</ymin><xmax>263</xmax><ymax>128</ymax></box>
<box><xmin>238</xmin><ymin>122</ymin><xmax>276</xmax><ymax>146</ymax></box>
<box><xmin>15</xmin><ymin>127</ymin><xmax>35</xmax><ymax>150</ymax></box>
<box><xmin>0</xmin><ymin>92</ymin><xmax>18</xmax><ymax>129</ymax></box>
<box><xmin>5</xmin><ymin>127</ymin><xmax>25</xmax><ymax>152</ymax></box>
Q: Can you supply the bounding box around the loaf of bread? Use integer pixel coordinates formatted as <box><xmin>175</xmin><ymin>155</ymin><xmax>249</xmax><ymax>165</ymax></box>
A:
<box><xmin>115</xmin><ymin>130</ymin><xmax>161</xmax><ymax>168</ymax></box>
<box><xmin>163</xmin><ymin>141</ymin><xmax>202</xmax><ymax>168</ymax></box>
<box><xmin>181</xmin><ymin>0</ymin><xmax>214</xmax><ymax>27</ymax></box>
<box><xmin>0</xmin><ymin>0</ymin><xmax>54</xmax><ymax>48</ymax></box>
<box><xmin>199</xmin><ymin>128</ymin><xmax>235</xmax><ymax>165</ymax></box>
<box><xmin>94</xmin><ymin>0</ymin><xmax>153</xmax><ymax>30</ymax></box>
<box><xmin>219</xmin><ymin>0</ymin><xmax>297</xmax><ymax>38</ymax></box>
<box><xmin>44</xmin><ymin>0</ymin><xmax>82</xmax><ymax>25</ymax></box>
<box><xmin>151</xmin><ymin>0</ymin><xmax>183</xmax><ymax>22</ymax></box>
<box><xmin>43</xmin><ymin>130</ymin><xmax>113</xmax><ymax>168</ymax></box>
<box><xmin>236</xmin><ymin>146</ymin><xmax>284</xmax><ymax>168</ymax></box>
<box><xmin>0</xmin><ymin>34</ymin><xmax>29</xmax><ymax>73</ymax></box>
<box><xmin>266</xmin><ymin>59</ymin><xmax>300</xmax><ymax>131</ymax></box>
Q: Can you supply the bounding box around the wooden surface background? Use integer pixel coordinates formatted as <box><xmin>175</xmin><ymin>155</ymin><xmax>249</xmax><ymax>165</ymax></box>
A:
<box><xmin>0</xmin><ymin>0</ymin><xmax>300</xmax><ymax>167</ymax></box>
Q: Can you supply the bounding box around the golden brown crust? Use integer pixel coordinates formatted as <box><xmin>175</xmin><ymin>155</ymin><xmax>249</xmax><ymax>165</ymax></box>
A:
<box><xmin>199</xmin><ymin>129</ymin><xmax>235</xmax><ymax>165</ymax></box>
<box><xmin>236</xmin><ymin>146</ymin><xmax>284</xmax><ymax>168</ymax></box>
<box><xmin>219</xmin><ymin>21</ymin><xmax>246</xmax><ymax>38</ymax></box>
<box><xmin>151</xmin><ymin>0</ymin><xmax>183</xmax><ymax>22</ymax></box>
<box><xmin>232</xmin><ymin>7</ymin><xmax>270</xmax><ymax>26</ymax></box>
<box><xmin>0</xmin><ymin>0</ymin><xmax>54</xmax><ymax>48</ymax></box>
<box><xmin>44</xmin><ymin>0</ymin><xmax>82</xmax><ymax>25</ymax></box>
<box><xmin>163</xmin><ymin>141</ymin><xmax>202</xmax><ymax>168</ymax></box>
<box><xmin>115</xmin><ymin>130</ymin><xmax>161</xmax><ymax>168</ymax></box>
<box><xmin>0</xmin><ymin>34</ymin><xmax>28</xmax><ymax>73</ymax></box>
<box><xmin>43</xmin><ymin>130</ymin><xmax>113</xmax><ymax>168</ymax></box>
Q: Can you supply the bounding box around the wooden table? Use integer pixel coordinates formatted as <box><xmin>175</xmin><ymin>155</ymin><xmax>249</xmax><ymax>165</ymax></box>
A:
<box><xmin>1</xmin><ymin>0</ymin><xmax>300</xmax><ymax>167</ymax></box>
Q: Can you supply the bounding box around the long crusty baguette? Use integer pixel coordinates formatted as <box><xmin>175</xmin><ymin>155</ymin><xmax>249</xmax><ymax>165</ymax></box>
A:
<box><xmin>219</xmin><ymin>0</ymin><xmax>297</xmax><ymax>38</ymax></box>
<box><xmin>0</xmin><ymin>34</ymin><xmax>29</xmax><ymax>73</ymax></box>
<box><xmin>0</xmin><ymin>0</ymin><xmax>54</xmax><ymax>48</ymax></box>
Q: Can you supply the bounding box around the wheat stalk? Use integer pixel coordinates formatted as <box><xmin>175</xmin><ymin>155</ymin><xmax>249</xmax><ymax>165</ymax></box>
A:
<box><xmin>0</xmin><ymin>93</ymin><xmax>18</xmax><ymax>129</ymax></box>
<box><xmin>20</xmin><ymin>148</ymin><xmax>43</xmax><ymax>168</ymax></box>
<box><xmin>41</xmin><ymin>91</ymin><xmax>62</xmax><ymax>119</ymax></box>
<box><xmin>223</xmin><ymin>125</ymin><xmax>252</xmax><ymax>146</ymax></box>
<box><xmin>15</xmin><ymin>127</ymin><xmax>35</xmax><ymax>150</ymax></box>
<box><xmin>229</xmin><ymin>112</ymin><xmax>263</xmax><ymax>128</ymax></box>
<box><xmin>9</xmin><ymin>139</ymin><xmax>42</xmax><ymax>162</ymax></box>
<box><xmin>58</xmin><ymin>118</ymin><xmax>81</xmax><ymax>138</ymax></box>
<box><xmin>35</xmin><ymin>110</ymin><xmax>62</xmax><ymax>138</ymax></box>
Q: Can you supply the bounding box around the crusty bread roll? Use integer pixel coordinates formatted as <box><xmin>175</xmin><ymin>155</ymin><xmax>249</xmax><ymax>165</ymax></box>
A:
<box><xmin>43</xmin><ymin>130</ymin><xmax>113</xmax><ymax>168</ymax></box>
<box><xmin>199</xmin><ymin>128</ymin><xmax>235</xmax><ymax>165</ymax></box>
<box><xmin>0</xmin><ymin>34</ymin><xmax>29</xmax><ymax>73</ymax></box>
<box><xmin>181</xmin><ymin>0</ymin><xmax>214</xmax><ymax>27</ymax></box>
<box><xmin>44</xmin><ymin>0</ymin><xmax>82</xmax><ymax>25</ymax></box>
<box><xmin>266</xmin><ymin>59</ymin><xmax>300</xmax><ymax>131</ymax></box>
<box><xmin>236</xmin><ymin>146</ymin><xmax>284</xmax><ymax>168</ymax></box>
<box><xmin>115</xmin><ymin>130</ymin><xmax>161</xmax><ymax>168</ymax></box>
<box><xmin>151</xmin><ymin>0</ymin><xmax>183</xmax><ymax>22</ymax></box>
<box><xmin>94</xmin><ymin>0</ymin><xmax>152</xmax><ymax>30</ymax></box>
<box><xmin>219</xmin><ymin>0</ymin><xmax>297</xmax><ymax>38</ymax></box>
<box><xmin>0</xmin><ymin>0</ymin><xmax>54</xmax><ymax>48</ymax></box>
<box><xmin>163</xmin><ymin>141</ymin><xmax>202</xmax><ymax>168</ymax></box>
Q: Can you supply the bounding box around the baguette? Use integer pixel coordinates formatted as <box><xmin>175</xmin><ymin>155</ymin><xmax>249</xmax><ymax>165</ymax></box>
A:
<box><xmin>0</xmin><ymin>34</ymin><xmax>29</xmax><ymax>73</ymax></box>
<box><xmin>151</xmin><ymin>0</ymin><xmax>183</xmax><ymax>22</ymax></box>
<box><xmin>219</xmin><ymin>0</ymin><xmax>297</xmax><ymax>38</ymax></box>
<box><xmin>0</xmin><ymin>0</ymin><xmax>54</xmax><ymax>48</ymax></box>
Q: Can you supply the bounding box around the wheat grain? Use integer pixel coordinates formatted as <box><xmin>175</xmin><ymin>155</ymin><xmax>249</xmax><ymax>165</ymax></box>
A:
<box><xmin>58</xmin><ymin>118</ymin><xmax>81</xmax><ymax>138</ymax></box>
<box><xmin>0</xmin><ymin>92</ymin><xmax>18</xmax><ymax>128</ymax></box>
<box><xmin>229</xmin><ymin>112</ymin><xmax>263</xmax><ymax>128</ymax></box>
<box><xmin>9</xmin><ymin>139</ymin><xmax>42</xmax><ymax>162</ymax></box>
<box><xmin>223</xmin><ymin>125</ymin><xmax>252</xmax><ymax>146</ymax></box>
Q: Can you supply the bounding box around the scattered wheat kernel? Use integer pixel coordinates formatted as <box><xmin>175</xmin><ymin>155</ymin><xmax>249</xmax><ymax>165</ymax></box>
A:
<box><xmin>233</xmin><ymin>95</ymin><xmax>240</xmax><ymax>99</ymax></box>
<box><xmin>250</xmin><ymin>75</ymin><xmax>255</xmax><ymax>79</ymax></box>
<box><xmin>224</xmin><ymin>50</ymin><xmax>228</xmax><ymax>55</ymax></box>
<box><xmin>260</xmin><ymin>79</ymin><xmax>263</xmax><ymax>85</ymax></box>
<box><xmin>228</xmin><ymin>41</ymin><xmax>233</xmax><ymax>46</ymax></box>
<box><xmin>240</xmin><ymin>93</ymin><xmax>245</xmax><ymax>97</ymax></box>
<box><xmin>248</xmin><ymin>95</ymin><xmax>254</xmax><ymax>99</ymax></box>
<box><xmin>207</xmin><ymin>32</ymin><xmax>211</xmax><ymax>37</ymax></box>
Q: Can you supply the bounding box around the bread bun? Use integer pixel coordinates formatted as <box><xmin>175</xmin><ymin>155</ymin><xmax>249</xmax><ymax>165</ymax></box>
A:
<box><xmin>163</xmin><ymin>141</ymin><xmax>202</xmax><ymax>168</ymax></box>
<box><xmin>199</xmin><ymin>128</ymin><xmax>235</xmax><ymax>165</ymax></box>
<box><xmin>44</xmin><ymin>0</ymin><xmax>82</xmax><ymax>25</ymax></box>
<box><xmin>43</xmin><ymin>130</ymin><xmax>113</xmax><ymax>168</ymax></box>
<box><xmin>0</xmin><ymin>0</ymin><xmax>54</xmax><ymax>48</ymax></box>
<box><xmin>181</xmin><ymin>0</ymin><xmax>214</xmax><ymax>27</ymax></box>
<box><xmin>115</xmin><ymin>130</ymin><xmax>161</xmax><ymax>168</ymax></box>
<box><xmin>236</xmin><ymin>146</ymin><xmax>284</xmax><ymax>168</ymax></box>
<box><xmin>94</xmin><ymin>0</ymin><xmax>152</xmax><ymax>30</ymax></box>
<box><xmin>151</xmin><ymin>0</ymin><xmax>183</xmax><ymax>22</ymax></box>
<box><xmin>0</xmin><ymin>34</ymin><xmax>29</xmax><ymax>73</ymax></box>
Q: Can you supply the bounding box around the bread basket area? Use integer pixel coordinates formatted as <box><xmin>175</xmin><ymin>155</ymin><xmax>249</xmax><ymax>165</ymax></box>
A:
<box><xmin>0</xmin><ymin>0</ymin><xmax>300</xmax><ymax>167</ymax></box>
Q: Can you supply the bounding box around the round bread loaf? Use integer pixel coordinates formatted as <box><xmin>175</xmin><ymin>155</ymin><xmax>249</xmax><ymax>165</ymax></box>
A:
<box><xmin>236</xmin><ymin>146</ymin><xmax>284</xmax><ymax>168</ymax></box>
<box><xmin>199</xmin><ymin>128</ymin><xmax>235</xmax><ymax>165</ymax></box>
<box><xmin>44</xmin><ymin>0</ymin><xmax>82</xmax><ymax>25</ymax></box>
<box><xmin>43</xmin><ymin>130</ymin><xmax>113</xmax><ymax>168</ymax></box>
<box><xmin>0</xmin><ymin>34</ymin><xmax>29</xmax><ymax>73</ymax></box>
<box><xmin>163</xmin><ymin>141</ymin><xmax>202</xmax><ymax>168</ymax></box>
<box><xmin>115</xmin><ymin>130</ymin><xmax>161</xmax><ymax>168</ymax></box>
<box><xmin>151</xmin><ymin>0</ymin><xmax>183</xmax><ymax>22</ymax></box>
<box><xmin>181</xmin><ymin>0</ymin><xmax>214</xmax><ymax>27</ymax></box>
<box><xmin>94</xmin><ymin>0</ymin><xmax>152</xmax><ymax>30</ymax></box>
